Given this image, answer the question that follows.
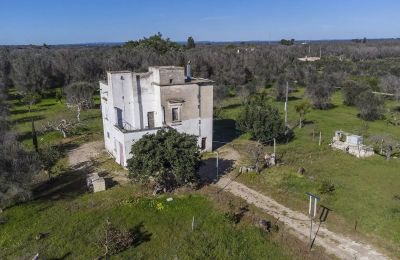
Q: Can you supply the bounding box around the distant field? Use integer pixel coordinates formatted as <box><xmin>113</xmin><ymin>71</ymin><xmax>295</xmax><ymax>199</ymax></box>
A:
<box><xmin>215</xmin><ymin>88</ymin><xmax>400</xmax><ymax>257</ymax></box>
<box><xmin>0</xmin><ymin>185</ymin><xmax>291</xmax><ymax>259</ymax></box>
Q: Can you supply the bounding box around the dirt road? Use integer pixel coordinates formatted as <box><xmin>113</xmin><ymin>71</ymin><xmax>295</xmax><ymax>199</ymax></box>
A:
<box><xmin>216</xmin><ymin>177</ymin><xmax>388</xmax><ymax>260</ymax></box>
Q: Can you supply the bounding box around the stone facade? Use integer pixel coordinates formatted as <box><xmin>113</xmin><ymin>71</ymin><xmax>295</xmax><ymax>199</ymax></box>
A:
<box><xmin>99</xmin><ymin>66</ymin><xmax>213</xmax><ymax>167</ymax></box>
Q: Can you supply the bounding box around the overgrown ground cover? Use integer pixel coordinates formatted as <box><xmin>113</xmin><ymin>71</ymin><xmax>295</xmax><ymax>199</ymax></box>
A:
<box><xmin>0</xmin><ymin>184</ymin><xmax>293</xmax><ymax>259</ymax></box>
<box><xmin>215</xmin><ymin>87</ymin><xmax>400</xmax><ymax>257</ymax></box>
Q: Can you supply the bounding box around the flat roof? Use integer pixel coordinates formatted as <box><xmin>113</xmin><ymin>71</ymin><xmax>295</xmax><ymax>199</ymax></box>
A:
<box><xmin>149</xmin><ymin>65</ymin><xmax>183</xmax><ymax>69</ymax></box>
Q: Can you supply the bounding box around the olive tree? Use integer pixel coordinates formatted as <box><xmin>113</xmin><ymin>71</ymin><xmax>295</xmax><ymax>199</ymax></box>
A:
<box><xmin>306</xmin><ymin>75</ymin><xmax>335</xmax><ymax>109</ymax></box>
<box><xmin>355</xmin><ymin>91</ymin><xmax>384</xmax><ymax>121</ymax></box>
<box><xmin>295</xmin><ymin>101</ymin><xmax>311</xmax><ymax>128</ymax></box>
<box><xmin>64</xmin><ymin>82</ymin><xmax>96</xmax><ymax>122</ymax></box>
<box><xmin>236</xmin><ymin>94</ymin><xmax>291</xmax><ymax>143</ymax></box>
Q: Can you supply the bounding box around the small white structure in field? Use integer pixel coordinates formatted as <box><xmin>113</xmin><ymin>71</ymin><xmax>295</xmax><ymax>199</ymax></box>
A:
<box><xmin>330</xmin><ymin>130</ymin><xmax>374</xmax><ymax>158</ymax></box>
<box><xmin>298</xmin><ymin>56</ymin><xmax>321</xmax><ymax>62</ymax></box>
<box><xmin>86</xmin><ymin>173</ymin><xmax>106</xmax><ymax>192</ymax></box>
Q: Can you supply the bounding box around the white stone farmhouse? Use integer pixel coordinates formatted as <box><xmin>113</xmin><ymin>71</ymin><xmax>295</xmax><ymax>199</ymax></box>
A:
<box><xmin>99</xmin><ymin>66</ymin><xmax>213</xmax><ymax>166</ymax></box>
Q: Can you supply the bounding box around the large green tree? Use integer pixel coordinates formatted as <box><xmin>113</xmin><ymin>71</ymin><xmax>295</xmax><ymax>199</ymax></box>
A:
<box><xmin>127</xmin><ymin>128</ymin><xmax>201</xmax><ymax>191</ymax></box>
<box><xmin>236</xmin><ymin>95</ymin><xmax>291</xmax><ymax>143</ymax></box>
<box><xmin>123</xmin><ymin>33</ymin><xmax>182</xmax><ymax>54</ymax></box>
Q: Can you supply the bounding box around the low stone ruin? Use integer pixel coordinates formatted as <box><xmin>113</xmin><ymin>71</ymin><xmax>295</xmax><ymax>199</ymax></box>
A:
<box><xmin>330</xmin><ymin>130</ymin><xmax>374</xmax><ymax>158</ymax></box>
<box><xmin>239</xmin><ymin>166</ymin><xmax>255</xmax><ymax>173</ymax></box>
<box><xmin>86</xmin><ymin>173</ymin><xmax>106</xmax><ymax>193</ymax></box>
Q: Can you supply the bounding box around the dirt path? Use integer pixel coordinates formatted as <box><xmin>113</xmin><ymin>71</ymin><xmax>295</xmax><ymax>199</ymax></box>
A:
<box><xmin>67</xmin><ymin>140</ymin><xmax>130</xmax><ymax>184</ymax></box>
<box><xmin>215</xmin><ymin>177</ymin><xmax>388</xmax><ymax>260</ymax></box>
<box><xmin>67</xmin><ymin>141</ymin><xmax>104</xmax><ymax>167</ymax></box>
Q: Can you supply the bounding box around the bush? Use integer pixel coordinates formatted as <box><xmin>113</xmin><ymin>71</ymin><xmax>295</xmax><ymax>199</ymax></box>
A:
<box><xmin>127</xmin><ymin>129</ymin><xmax>201</xmax><ymax>191</ymax></box>
<box><xmin>39</xmin><ymin>145</ymin><xmax>61</xmax><ymax>179</ymax></box>
<box><xmin>318</xmin><ymin>180</ymin><xmax>335</xmax><ymax>195</ymax></box>
<box><xmin>97</xmin><ymin>220</ymin><xmax>134</xmax><ymax>257</ymax></box>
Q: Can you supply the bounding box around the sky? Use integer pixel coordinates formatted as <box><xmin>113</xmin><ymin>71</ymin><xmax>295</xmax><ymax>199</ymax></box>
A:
<box><xmin>0</xmin><ymin>0</ymin><xmax>399</xmax><ymax>45</ymax></box>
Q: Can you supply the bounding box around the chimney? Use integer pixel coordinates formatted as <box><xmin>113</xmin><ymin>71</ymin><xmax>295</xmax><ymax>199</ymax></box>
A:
<box><xmin>186</xmin><ymin>61</ymin><xmax>192</xmax><ymax>81</ymax></box>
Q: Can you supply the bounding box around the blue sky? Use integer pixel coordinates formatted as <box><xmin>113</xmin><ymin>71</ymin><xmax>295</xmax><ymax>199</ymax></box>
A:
<box><xmin>0</xmin><ymin>0</ymin><xmax>399</xmax><ymax>45</ymax></box>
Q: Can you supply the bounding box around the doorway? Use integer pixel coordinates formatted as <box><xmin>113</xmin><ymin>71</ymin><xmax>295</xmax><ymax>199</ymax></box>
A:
<box><xmin>147</xmin><ymin>111</ymin><xmax>155</xmax><ymax>128</ymax></box>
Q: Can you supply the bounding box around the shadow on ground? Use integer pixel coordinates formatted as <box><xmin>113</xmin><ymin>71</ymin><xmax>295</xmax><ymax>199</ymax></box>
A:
<box><xmin>33</xmin><ymin>162</ymin><xmax>95</xmax><ymax>202</ymax></box>
<box><xmin>199</xmin><ymin>157</ymin><xmax>235</xmax><ymax>184</ymax></box>
<box><xmin>213</xmin><ymin>119</ymin><xmax>241</xmax><ymax>150</ymax></box>
<box><xmin>131</xmin><ymin>222</ymin><xmax>152</xmax><ymax>247</ymax></box>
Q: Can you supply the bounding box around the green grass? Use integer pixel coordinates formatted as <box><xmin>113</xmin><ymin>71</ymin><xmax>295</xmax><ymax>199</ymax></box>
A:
<box><xmin>216</xmin><ymin>88</ymin><xmax>400</xmax><ymax>256</ymax></box>
<box><xmin>0</xmin><ymin>185</ymin><xmax>290</xmax><ymax>259</ymax></box>
<box><xmin>8</xmin><ymin>89</ymin><xmax>102</xmax><ymax>149</ymax></box>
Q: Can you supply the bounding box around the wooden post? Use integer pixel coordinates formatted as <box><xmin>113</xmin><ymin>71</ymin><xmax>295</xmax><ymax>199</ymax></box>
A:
<box><xmin>284</xmin><ymin>81</ymin><xmax>289</xmax><ymax>126</ymax></box>
<box><xmin>354</xmin><ymin>220</ymin><xmax>358</xmax><ymax>231</ymax></box>
<box><xmin>192</xmin><ymin>216</ymin><xmax>195</xmax><ymax>231</ymax></box>
<box><xmin>319</xmin><ymin>132</ymin><xmax>322</xmax><ymax>146</ymax></box>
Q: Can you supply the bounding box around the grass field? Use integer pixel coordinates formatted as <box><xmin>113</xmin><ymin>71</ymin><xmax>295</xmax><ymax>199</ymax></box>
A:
<box><xmin>8</xmin><ymin>89</ymin><xmax>103</xmax><ymax>149</ymax></box>
<box><xmin>4</xmin><ymin>86</ymin><xmax>400</xmax><ymax>258</ymax></box>
<box><xmin>215</xmin><ymin>87</ymin><xmax>400</xmax><ymax>257</ymax></box>
<box><xmin>0</xmin><ymin>184</ymin><xmax>294</xmax><ymax>259</ymax></box>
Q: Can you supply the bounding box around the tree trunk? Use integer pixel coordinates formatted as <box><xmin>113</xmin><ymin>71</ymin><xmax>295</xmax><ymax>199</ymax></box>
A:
<box><xmin>299</xmin><ymin>115</ymin><xmax>303</xmax><ymax>128</ymax></box>
<box><xmin>76</xmin><ymin>105</ymin><xmax>81</xmax><ymax>122</ymax></box>
<box><xmin>32</xmin><ymin>119</ymin><xmax>38</xmax><ymax>152</ymax></box>
<box><xmin>61</xmin><ymin>129</ymin><xmax>66</xmax><ymax>138</ymax></box>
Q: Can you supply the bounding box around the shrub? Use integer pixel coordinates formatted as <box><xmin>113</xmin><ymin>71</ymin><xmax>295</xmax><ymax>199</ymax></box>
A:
<box><xmin>318</xmin><ymin>180</ymin><xmax>335</xmax><ymax>195</ymax></box>
<box><xmin>97</xmin><ymin>220</ymin><xmax>134</xmax><ymax>257</ymax></box>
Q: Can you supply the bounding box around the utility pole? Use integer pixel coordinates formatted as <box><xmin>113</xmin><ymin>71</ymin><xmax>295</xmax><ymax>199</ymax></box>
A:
<box><xmin>306</xmin><ymin>192</ymin><xmax>320</xmax><ymax>247</ymax></box>
<box><xmin>284</xmin><ymin>81</ymin><xmax>289</xmax><ymax>126</ymax></box>
<box><xmin>214</xmin><ymin>151</ymin><xmax>219</xmax><ymax>181</ymax></box>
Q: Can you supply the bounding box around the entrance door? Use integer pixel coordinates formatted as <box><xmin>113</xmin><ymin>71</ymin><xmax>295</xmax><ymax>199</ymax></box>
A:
<box><xmin>147</xmin><ymin>112</ymin><xmax>155</xmax><ymax>128</ymax></box>
<box><xmin>119</xmin><ymin>142</ymin><xmax>124</xmax><ymax>166</ymax></box>
<box><xmin>201</xmin><ymin>137</ymin><xmax>207</xmax><ymax>150</ymax></box>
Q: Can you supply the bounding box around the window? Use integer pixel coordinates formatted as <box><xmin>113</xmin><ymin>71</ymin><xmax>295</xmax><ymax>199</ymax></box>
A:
<box><xmin>115</xmin><ymin>107</ymin><xmax>123</xmax><ymax>129</ymax></box>
<box><xmin>169</xmin><ymin>78</ymin><xmax>173</xmax><ymax>84</ymax></box>
<box><xmin>162</xmin><ymin>106</ymin><xmax>166</xmax><ymax>124</ymax></box>
<box><xmin>201</xmin><ymin>137</ymin><xmax>207</xmax><ymax>150</ymax></box>
<box><xmin>107</xmin><ymin>132</ymin><xmax>110</xmax><ymax>139</ymax></box>
<box><xmin>172</xmin><ymin>107</ymin><xmax>180</xmax><ymax>122</ymax></box>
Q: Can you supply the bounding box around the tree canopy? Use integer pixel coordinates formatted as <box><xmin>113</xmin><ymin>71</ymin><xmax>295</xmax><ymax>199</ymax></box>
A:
<box><xmin>236</xmin><ymin>94</ymin><xmax>291</xmax><ymax>143</ymax></box>
<box><xmin>123</xmin><ymin>33</ymin><xmax>182</xmax><ymax>54</ymax></box>
<box><xmin>355</xmin><ymin>91</ymin><xmax>384</xmax><ymax>121</ymax></box>
<box><xmin>127</xmin><ymin>128</ymin><xmax>201</xmax><ymax>191</ymax></box>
